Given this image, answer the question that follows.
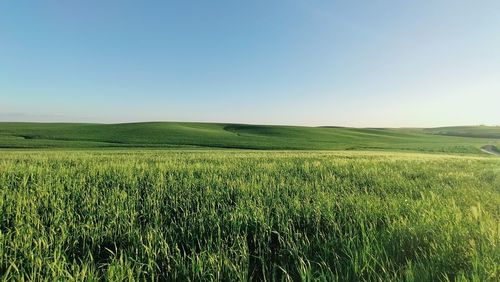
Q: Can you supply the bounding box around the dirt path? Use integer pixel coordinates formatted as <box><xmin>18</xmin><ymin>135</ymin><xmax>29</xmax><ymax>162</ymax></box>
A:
<box><xmin>481</xmin><ymin>145</ymin><xmax>500</xmax><ymax>156</ymax></box>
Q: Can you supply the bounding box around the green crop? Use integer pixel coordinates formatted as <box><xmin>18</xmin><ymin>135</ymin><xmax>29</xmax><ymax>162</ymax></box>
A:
<box><xmin>1</xmin><ymin>122</ymin><xmax>497</xmax><ymax>154</ymax></box>
<box><xmin>0</xmin><ymin>150</ymin><xmax>499</xmax><ymax>281</ymax></box>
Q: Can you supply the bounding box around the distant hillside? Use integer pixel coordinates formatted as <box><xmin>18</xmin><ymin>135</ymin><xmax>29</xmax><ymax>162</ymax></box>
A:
<box><xmin>0</xmin><ymin>122</ymin><xmax>496</xmax><ymax>154</ymax></box>
<box><xmin>425</xmin><ymin>126</ymin><xmax>500</xmax><ymax>139</ymax></box>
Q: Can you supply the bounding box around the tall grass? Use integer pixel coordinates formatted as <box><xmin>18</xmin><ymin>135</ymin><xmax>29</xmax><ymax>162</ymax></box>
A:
<box><xmin>0</xmin><ymin>150</ymin><xmax>498</xmax><ymax>281</ymax></box>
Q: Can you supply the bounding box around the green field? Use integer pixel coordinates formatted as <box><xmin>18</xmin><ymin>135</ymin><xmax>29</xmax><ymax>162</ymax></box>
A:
<box><xmin>0</xmin><ymin>122</ymin><xmax>499</xmax><ymax>154</ymax></box>
<box><xmin>0</xmin><ymin>150</ymin><xmax>499</xmax><ymax>281</ymax></box>
<box><xmin>425</xmin><ymin>125</ymin><xmax>500</xmax><ymax>139</ymax></box>
<box><xmin>0</xmin><ymin>123</ymin><xmax>499</xmax><ymax>280</ymax></box>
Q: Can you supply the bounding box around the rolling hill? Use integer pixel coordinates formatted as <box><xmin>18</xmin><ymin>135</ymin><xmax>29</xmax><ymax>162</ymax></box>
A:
<box><xmin>0</xmin><ymin>122</ymin><xmax>498</xmax><ymax>154</ymax></box>
<box><xmin>424</xmin><ymin>125</ymin><xmax>500</xmax><ymax>139</ymax></box>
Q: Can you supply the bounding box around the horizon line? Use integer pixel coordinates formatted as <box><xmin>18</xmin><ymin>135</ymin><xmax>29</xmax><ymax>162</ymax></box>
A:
<box><xmin>0</xmin><ymin>120</ymin><xmax>498</xmax><ymax>130</ymax></box>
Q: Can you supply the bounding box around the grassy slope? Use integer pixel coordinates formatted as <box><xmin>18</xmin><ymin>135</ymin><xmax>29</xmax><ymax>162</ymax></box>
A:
<box><xmin>0</xmin><ymin>122</ymin><xmax>498</xmax><ymax>154</ymax></box>
<box><xmin>425</xmin><ymin>125</ymin><xmax>500</xmax><ymax>139</ymax></box>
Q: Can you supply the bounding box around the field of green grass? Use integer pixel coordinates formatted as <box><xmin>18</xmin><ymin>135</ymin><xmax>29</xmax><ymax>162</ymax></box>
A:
<box><xmin>1</xmin><ymin>150</ymin><xmax>499</xmax><ymax>281</ymax></box>
<box><xmin>425</xmin><ymin>125</ymin><xmax>500</xmax><ymax>139</ymax></box>
<box><xmin>0</xmin><ymin>122</ymin><xmax>499</xmax><ymax>155</ymax></box>
<box><xmin>0</xmin><ymin>123</ymin><xmax>499</xmax><ymax>280</ymax></box>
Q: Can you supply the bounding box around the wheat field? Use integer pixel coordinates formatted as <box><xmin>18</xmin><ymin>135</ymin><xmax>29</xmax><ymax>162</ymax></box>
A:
<box><xmin>0</xmin><ymin>150</ymin><xmax>498</xmax><ymax>281</ymax></box>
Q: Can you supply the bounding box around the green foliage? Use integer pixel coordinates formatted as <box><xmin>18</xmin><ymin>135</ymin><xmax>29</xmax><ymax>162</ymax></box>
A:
<box><xmin>0</xmin><ymin>122</ymin><xmax>497</xmax><ymax>154</ymax></box>
<box><xmin>0</xmin><ymin>150</ymin><xmax>498</xmax><ymax>281</ymax></box>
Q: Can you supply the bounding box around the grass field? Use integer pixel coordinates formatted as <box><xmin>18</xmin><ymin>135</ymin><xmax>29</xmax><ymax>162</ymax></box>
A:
<box><xmin>0</xmin><ymin>123</ymin><xmax>499</xmax><ymax>280</ymax></box>
<box><xmin>425</xmin><ymin>125</ymin><xmax>500</xmax><ymax>139</ymax></box>
<box><xmin>0</xmin><ymin>122</ymin><xmax>498</xmax><ymax>154</ymax></box>
<box><xmin>1</xmin><ymin>150</ymin><xmax>499</xmax><ymax>281</ymax></box>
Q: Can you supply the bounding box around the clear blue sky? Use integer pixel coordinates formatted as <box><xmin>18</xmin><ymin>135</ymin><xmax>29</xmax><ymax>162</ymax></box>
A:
<box><xmin>1</xmin><ymin>1</ymin><xmax>499</xmax><ymax>127</ymax></box>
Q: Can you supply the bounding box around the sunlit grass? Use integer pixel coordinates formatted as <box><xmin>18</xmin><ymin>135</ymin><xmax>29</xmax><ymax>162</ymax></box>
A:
<box><xmin>0</xmin><ymin>150</ymin><xmax>498</xmax><ymax>281</ymax></box>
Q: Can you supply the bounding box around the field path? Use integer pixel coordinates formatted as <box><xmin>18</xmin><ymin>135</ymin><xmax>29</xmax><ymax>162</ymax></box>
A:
<box><xmin>481</xmin><ymin>145</ymin><xmax>500</xmax><ymax>156</ymax></box>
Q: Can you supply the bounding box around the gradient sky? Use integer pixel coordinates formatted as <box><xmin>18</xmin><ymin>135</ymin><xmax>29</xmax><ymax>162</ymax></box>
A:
<box><xmin>1</xmin><ymin>1</ymin><xmax>499</xmax><ymax>127</ymax></box>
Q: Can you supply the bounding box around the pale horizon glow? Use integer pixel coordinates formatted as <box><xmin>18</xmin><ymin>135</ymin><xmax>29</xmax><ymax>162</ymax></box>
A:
<box><xmin>1</xmin><ymin>1</ymin><xmax>499</xmax><ymax>127</ymax></box>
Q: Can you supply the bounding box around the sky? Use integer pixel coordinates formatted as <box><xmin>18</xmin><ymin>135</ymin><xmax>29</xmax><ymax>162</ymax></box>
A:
<box><xmin>1</xmin><ymin>0</ymin><xmax>499</xmax><ymax>127</ymax></box>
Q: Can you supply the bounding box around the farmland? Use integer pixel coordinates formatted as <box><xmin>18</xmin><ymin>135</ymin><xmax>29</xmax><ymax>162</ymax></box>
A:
<box><xmin>425</xmin><ymin>125</ymin><xmax>500</xmax><ymax>139</ymax></box>
<box><xmin>0</xmin><ymin>150</ymin><xmax>499</xmax><ymax>281</ymax></box>
<box><xmin>0</xmin><ymin>122</ymin><xmax>499</xmax><ymax>154</ymax></box>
